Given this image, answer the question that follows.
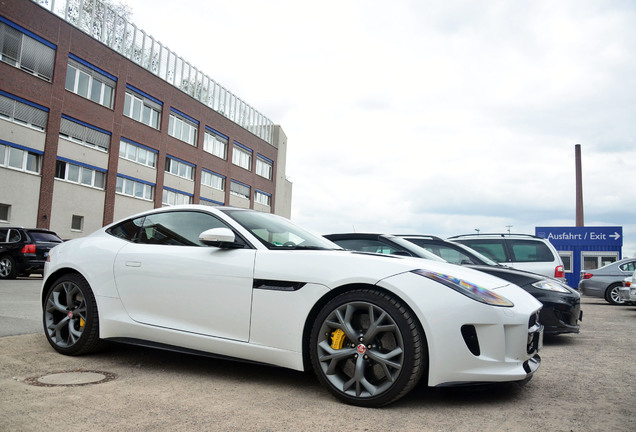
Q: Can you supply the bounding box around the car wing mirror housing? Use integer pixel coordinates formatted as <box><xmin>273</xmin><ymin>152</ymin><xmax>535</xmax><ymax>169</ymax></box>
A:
<box><xmin>199</xmin><ymin>228</ymin><xmax>243</xmax><ymax>249</ymax></box>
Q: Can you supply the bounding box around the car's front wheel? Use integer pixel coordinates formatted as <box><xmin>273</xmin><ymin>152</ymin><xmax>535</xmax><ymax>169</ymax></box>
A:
<box><xmin>605</xmin><ymin>283</ymin><xmax>625</xmax><ymax>305</ymax></box>
<box><xmin>0</xmin><ymin>255</ymin><xmax>17</xmax><ymax>279</ymax></box>
<box><xmin>309</xmin><ymin>289</ymin><xmax>426</xmax><ymax>407</ymax></box>
<box><xmin>43</xmin><ymin>273</ymin><xmax>102</xmax><ymax>355</ymax></box>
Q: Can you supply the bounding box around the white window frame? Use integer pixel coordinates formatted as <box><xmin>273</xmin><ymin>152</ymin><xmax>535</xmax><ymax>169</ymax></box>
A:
<box><xmin>65</xmin><ymin>58</ymin><xmax>115</xmax><ymax>108</ymax></box>
<box><xmin>0</xmin><ymin>142</ymin><xmax>41</xmax><ymax>174</ymax></box>
<box><xmin>201</xmin><ymin>170</ymin><xmax>225</xmax><ymax>191</ymax></box>
<box><xmin>71</xmin><ymin>215</ymin><xmax>84</xmax><ymax>232</ymax></box>
<box><xmin>168</xmin><ymin>110</ymin><xmax>198</xmax><ymax>146</ymax></box>
<box><xmin>124</xmin><ymin>87</ymin><xmax>162</xmax><ymax>129</ymax></box>
<box><xmin>165</xmin><ymin>156</ymin><xmax>194</xmax><ymax>181</ymax></box>
<box><xmin>116</xmin><ymin>175</ymin><xmax>155</xmax><ymax>201</ymax></box>
<box><xmin>203</xmin><ymin>128</ymin><xmax>228</xmax><ymax>159</ymax></box>
<box><xmin>55</xmin><ymin>159</ymin><xmax>106</xmax><ymax>190</ymax></box>
<box><xmin>162</xmin><ymin>188</ymin><xmax>193</xmax><ymax>206</ymax></box>
<box><xmin>232</xmin><ymin>144</ymin><xmax>252</xmax><ymax>171</ymax></box>
<box><xmin>119</xmin><ymin>139</ymin><xmax>157</xmax><ymax>168</ymax></box>
<box><xmin>255</xmin><ymin>190</ymin><xmax>271</xmax><ymax>206</ymax></box>
<box><xmin>0</xmin><ymin>203</ymin><xmax>10</xmax><ymax>222</ymax></box>
<box><xmin>256</xmin><ymin>155</ymin><xmax>273</xmax><ymax>180</ymax></box>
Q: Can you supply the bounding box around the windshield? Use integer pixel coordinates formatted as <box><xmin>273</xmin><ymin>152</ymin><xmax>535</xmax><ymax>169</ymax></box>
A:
<box><xmin>223</xmin><ymin>209</ymin><xmax>341</xmax><ymax>250</ymax></box>
<box><xmin>389</xmin><ymin>236</ymin><xmax>446</xmax><ymax>262</ymax></box>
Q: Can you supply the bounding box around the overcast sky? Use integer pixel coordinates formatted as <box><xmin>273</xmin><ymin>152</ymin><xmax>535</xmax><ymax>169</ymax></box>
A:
<box><xmin>124</xmin><ymin>0</ymin><xmax>636</xmax><ymax>257</ymax></box>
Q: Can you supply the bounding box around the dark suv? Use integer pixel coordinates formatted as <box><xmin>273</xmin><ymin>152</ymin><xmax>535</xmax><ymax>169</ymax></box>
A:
<box><xmin>0</xmin><ymin>227</ymin><xmax>63</xmax><ymax>279</ymax></box>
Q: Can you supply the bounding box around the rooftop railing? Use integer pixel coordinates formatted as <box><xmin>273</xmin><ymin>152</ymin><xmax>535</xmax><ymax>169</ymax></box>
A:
<box><xmin>32</xmin><ymin>0</ymin><xmax>275</xmax><ymax>146</ymax></box>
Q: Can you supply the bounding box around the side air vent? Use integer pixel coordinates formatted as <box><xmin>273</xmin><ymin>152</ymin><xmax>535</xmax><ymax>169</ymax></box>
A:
<box><xmin>461</xmin><ymin>325</ymin><xmax>480</xmax><ymax>356</ymax></box>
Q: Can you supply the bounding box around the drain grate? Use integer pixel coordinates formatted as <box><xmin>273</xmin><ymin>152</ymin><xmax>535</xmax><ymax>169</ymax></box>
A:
<box><xmin>24</xmin><ymin>370</ymin><xmax>117</xmax><ymax>387</ymax></box>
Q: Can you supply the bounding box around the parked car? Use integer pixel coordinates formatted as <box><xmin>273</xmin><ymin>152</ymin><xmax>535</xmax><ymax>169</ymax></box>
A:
<box><xmin>448</xmin><ymin>233</ymin><xmax>566</xmax><ymax>281</ymax></box>
<box><xmin>579</xmin><ymin>258</ymin><xmax>636</xmax><ymax>305</ymax></box>
<box><xmin>42</xmin><ymin>205</ymin><xmax>543</xmax><ymax>407</ymax></box>
<box><xmin>0</xmin><ymin>227</ymin><xmax>62</xmax><ymax>279</ymax></box>
<box><xmin>325</xmin><ymin>233</ymin><xmax>581</xmax><ymax>335</ymax></box>
<box><xmin>618</xmin><ymin>270</ymin><xmax>636</xmax><ymax>303</ymax></box>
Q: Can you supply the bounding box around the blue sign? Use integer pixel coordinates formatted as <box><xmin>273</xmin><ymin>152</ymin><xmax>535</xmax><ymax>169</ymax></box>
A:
<box><xmin>535</xmin><ymin>226</ymin><xmax>623</xmax><ymax>247</ymax></box>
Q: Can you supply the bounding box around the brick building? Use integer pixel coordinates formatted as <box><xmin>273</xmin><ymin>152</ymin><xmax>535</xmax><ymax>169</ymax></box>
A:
<box><xmin>0</xmin><ymin>0</ymin><xmax>292</xmax><ymax>239</ymax></box>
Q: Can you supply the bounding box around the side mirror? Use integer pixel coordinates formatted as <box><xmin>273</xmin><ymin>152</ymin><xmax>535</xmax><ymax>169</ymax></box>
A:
<box><xmin>199</xmin><ymin>228</ymin><xmax>242</xmax><ymax>248</ymax></box>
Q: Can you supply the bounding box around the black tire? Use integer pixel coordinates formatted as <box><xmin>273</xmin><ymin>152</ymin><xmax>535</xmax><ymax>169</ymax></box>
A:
<box><xmin>605</xmin><ymin>283</ymin><xmax>625</xmax><ymax>305</ymax></box>
<box><xmin>309</xmin><ymin>288</ymin><xmax>426</xmax><ymax>407</ymax></box>
<box><xmin>0</xmin><ymin>255</ymin><xmax>18</xmax><ymax>279</ymax></box>
<box><xmin>43</xmin><ymin>273</ymin><xmax>103</xmax><ymax>355</ymax></box>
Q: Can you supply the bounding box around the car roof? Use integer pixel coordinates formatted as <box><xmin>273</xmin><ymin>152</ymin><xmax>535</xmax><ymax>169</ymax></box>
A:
<box><xmin>448</xmin><ymin>233</ymin><xmax>544</xmax><ymax>240</ymax></box>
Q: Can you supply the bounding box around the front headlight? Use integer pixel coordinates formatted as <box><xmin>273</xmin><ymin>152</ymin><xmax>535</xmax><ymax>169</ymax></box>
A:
<box><xmin>532</xmin><ymin>280</ymin><xmax>571</xmax><ymax>293</ymax></box>
<box><xmin>413</xmin><ymin>269</ymin><xmax>514</xmax><ymax>307</ymax></box>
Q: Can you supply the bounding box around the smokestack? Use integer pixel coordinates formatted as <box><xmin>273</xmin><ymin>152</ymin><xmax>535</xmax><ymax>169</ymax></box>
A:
<box><xmin>575</xmin><ymin>144</ymin><xmax>584</xmax><ymax>226</ymax></box>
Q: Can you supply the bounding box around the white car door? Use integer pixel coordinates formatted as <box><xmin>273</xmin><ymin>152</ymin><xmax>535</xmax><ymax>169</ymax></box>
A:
<box><xmin>113</xmin><ymin>210</ymin><xmax>256</xmax><ymax>342</ymax></box>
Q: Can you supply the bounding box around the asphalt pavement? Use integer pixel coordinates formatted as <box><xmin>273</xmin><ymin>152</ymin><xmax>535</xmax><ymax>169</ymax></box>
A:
<box><xmin>1</xmin><ymin>278</ymin><xmax>635</xmax><ymax>431</ymax></box>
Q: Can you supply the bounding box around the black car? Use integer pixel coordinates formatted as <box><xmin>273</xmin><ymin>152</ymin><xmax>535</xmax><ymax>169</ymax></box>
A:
<box><xmin>0</xmin><ymin>227</ymin><xmax>63</xmax><ymax>279</ymax></box>
<box><xmin>324</xmin><ymin>233</ymin><xmax>582</xmax><ymax>335</ymax></box>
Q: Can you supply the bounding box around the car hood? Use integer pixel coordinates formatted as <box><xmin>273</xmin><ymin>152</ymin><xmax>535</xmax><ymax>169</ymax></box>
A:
<box><xmin>254</xmin><ymin>249</ymin><xmax>513</xmax><ymax>290</ymax></box>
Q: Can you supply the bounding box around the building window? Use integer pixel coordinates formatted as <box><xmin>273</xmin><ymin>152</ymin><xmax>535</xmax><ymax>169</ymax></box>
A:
<box><xmin>0</xmin><ymin>91</ymin><xmax>48</xmax><ymax>131</ymax></box>
<box><xmin>64</xmin><ymin>55</ymin><xmax>116</xmax><ymax>108</ymax></box>
<box><xmin>255</xmin><ymin>190</ymin><xmax>271</xmax><ymax>206</ymax></box>
<box><xmin>230</xmin><ymin>180</ymin><xmax>250</xmax><ymax>200</ymax></box>
<box><xmin>71</xmin><ymin>215</ymin><xmax>84</xmax><ymax>232</ymax></box>
<box><xmin>201</xmin><ymin>169</ymin><xmax>225</xmax><ymax>191</ymax></box>
<box><xmin>232</xmin><ymin>142</ymin><xmax>252</xmax><ymax>171</ymax></box>
<box><xmin>165</xmin><ymin>156</ymin><xmax>194</xmax><ymax>180</ymax></box>
<box><xmin>0</xmin><ymin>17</ymin><xmax>56</xmax><ymax>81</ymax></box>
<box><xmin>55</xmin><ymin>159</ymin><xmax>106</xmax><ymax>190</ymax></box>
<box><xmin>59</xmin><ymin>115</ymin><xmax>111</xmax><ymax>152</ymax></box>
<box><xmin>119</xmin><ymin>138</ymin><xmax>157</xmax><ymax>168</ymax></box>
<box><xmin>116</xmin><ymin>175</ymin><xmax>155</xmax><ymax>201</ymax></box>
<box><xmin>162</xmin><ymin>188</ymin><xmax>193</xmax><ymax>206</ymax></box>
<box><xmin>168</xmin><ymin>108</ymin><xmax>198</xmax><ymax>146</ymax></box>
<box><xmin>203</xmin><ymin>127</ymin><xmax>228</xmax><ymax>159</ymax></box>
<box><xmin>124</xmin><ymin>85</ymin><xmax>162</xmax><ymax>129</ymax></box>
<box><xmin>559</xmin><ymin>251</ymin><xmax>573</xmax><ymax>274</ymax></box>
<box><xmin>0</xmin><ymin>141</ymin><xmax>41</xmax><ymax>174</ymax></box>
<box><xmin>0</xmin><ymin>203</ymin><xmax>10</xmax><ymax>222</ymax></box>
<box><xmin>256</xmin><ymin>155</ymin><xmax>273</xmax><ymax>180</ymax></box>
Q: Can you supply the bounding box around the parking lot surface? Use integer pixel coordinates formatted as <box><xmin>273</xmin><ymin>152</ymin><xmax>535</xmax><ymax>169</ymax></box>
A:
<box><xmin>1</xmin><ymin>278</ymin><xmax>634</xmax><ymax>431</ymax></box>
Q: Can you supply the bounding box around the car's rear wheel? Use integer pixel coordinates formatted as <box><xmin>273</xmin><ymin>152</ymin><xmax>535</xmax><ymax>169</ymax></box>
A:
<box><xmin>43</xmin><ymin>273</ymin><xmax>102</xmax><ymax>355</ymax></box>
<box><xmin>605</xmin><ymin>283</ymin><xmax>625</xmax><ymax>305</ymax></box>
<box><xmin>309</xmin><ymin>289</ymin><xmax>426</xmax><ymax>407</ymax></box>
<box><xmin>0</xmin><ymin>255</ymin><xmax>17</xmax><ymax>279</ymax></box>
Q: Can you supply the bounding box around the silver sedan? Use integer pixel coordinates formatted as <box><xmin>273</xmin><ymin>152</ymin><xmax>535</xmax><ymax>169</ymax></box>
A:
<box><xmin>578</xmin><ymin>258</ymin><xmax>636</xmax><ymax>305</ymax></box>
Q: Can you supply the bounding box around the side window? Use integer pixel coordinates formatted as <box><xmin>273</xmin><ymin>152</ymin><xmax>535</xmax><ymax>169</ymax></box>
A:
<box><xmin>509</xmin><ymin>240</ymin><xmax>553</xmax><ymax>262</ymax></box>
<box><xmin>139</xmin><ymin>211</ymin><xmax>229</xmax><ymax>246</ymax></box>
<box><xmin>459</xmin><ymin>240</ymin><xmax>507</xmax><ymax>263</ymax></box>
<box><xmin>8</xmin><ymin>229</ymin><xmax>21</xmax><ymax>243</ymax></box>
<box><xmin>0</xmin><ymin>228</ymin><xmax>8</xmax><ymax>242</ymax></box>
<box><xmin>334</xmin><ymin>239</ymin><xmax>409</xmax><ymax>255</ymax></box>
<box><xmin>620</xmin><ymin>262</ymin><xmax>636</xmax><ymax>272</ymax></box>
<box><xmin>107</xmin><ymin>217</ymin><xmax>144</xmax><ymax>242</ymax></box>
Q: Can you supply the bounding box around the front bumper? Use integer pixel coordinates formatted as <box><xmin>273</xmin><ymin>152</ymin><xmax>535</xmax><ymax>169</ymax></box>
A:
<box><xmin>619</xmin><ymin>286</ymin><xmax>636</xmax><ymax>302</ymax></box>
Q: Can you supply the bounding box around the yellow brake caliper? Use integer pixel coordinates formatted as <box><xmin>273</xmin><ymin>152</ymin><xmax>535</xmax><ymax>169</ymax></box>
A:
<box><xmin>330</xmin><ymin>329</ymin><xmax>346</xmax><ymax>350</ymax></box>
<box><xmin>79</xmin><ymin>317</ymin><xmax>86</xmax><ymax>328</ymax></box>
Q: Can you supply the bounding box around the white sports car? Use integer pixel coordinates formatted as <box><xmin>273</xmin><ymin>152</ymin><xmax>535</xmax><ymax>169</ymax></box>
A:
<box><xmin>42</xmin><ymin>205</ymin><xmax>543</xmax><ymax>407</ymax></box>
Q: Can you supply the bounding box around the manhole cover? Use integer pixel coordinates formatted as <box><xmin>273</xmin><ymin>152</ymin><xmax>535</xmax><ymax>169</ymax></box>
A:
<box><xmin>24</xmin><ymin>370</ymin><xmax>117</xmax><ymax>387</ymax></box>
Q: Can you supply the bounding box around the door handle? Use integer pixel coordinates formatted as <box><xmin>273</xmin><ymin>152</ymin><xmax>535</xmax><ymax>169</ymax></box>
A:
<box><xmin>125</xmin><ymin>261</ymin><xmax>142</xmax><ymax>267</ymax></box>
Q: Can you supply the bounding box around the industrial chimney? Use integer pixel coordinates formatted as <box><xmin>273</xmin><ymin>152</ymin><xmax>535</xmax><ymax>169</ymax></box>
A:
<box><xmin>575</xmin><ymin>144</ymin><xmax>584</xmax><ymax>226</ymax></box>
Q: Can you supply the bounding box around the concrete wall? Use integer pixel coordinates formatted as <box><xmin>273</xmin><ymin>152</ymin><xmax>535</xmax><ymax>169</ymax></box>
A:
<box><xmin>0</xmin><ymin>169</ymin><xmax>41</xmax><ymax>227</ymax></box>
<box><xmin>113</xmin><ymin>194</ymin><xmax>154</xmax><ymax>223</ymax></box>
<box><xmin>49</xmin><ymin>180</ymin><xmax>105</xmax><ymax>239</ymax></box>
